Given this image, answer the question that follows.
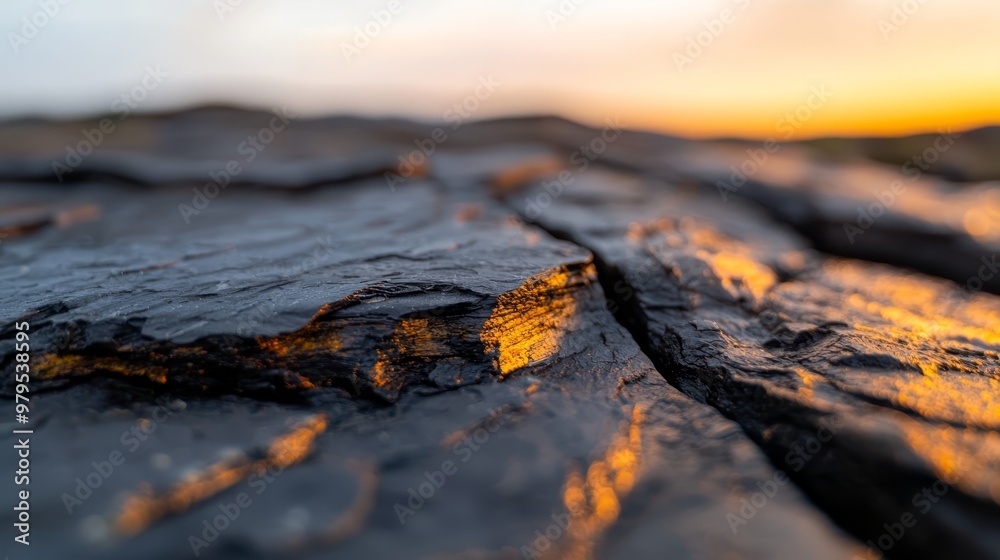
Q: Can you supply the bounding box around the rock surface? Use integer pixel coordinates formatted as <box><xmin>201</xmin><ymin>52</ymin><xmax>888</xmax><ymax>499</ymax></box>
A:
<box><xmin>1</xmin><ymin>110</ymin><xmax>998</xmax><ymax>559</ymax></box>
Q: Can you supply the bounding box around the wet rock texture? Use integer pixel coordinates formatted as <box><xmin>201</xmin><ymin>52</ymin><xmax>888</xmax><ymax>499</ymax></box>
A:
<box><xmin>1</xmin><ymin>110</ymin><xmax>999</xmax><ymax>560</ymax></box>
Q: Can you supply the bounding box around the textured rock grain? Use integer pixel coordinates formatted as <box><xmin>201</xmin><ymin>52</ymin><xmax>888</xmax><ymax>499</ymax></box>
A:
<box><xmin>1</xmin><ymin>111</ymin><xmax>998</xmax><ymax>559</ymax></box>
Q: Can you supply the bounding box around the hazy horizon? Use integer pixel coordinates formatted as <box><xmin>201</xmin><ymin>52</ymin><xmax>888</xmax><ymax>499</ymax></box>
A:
<box><xmin>4</xmin><ymin>0</ymin><xmax>1000</xmax><ymax>139</ymax></box>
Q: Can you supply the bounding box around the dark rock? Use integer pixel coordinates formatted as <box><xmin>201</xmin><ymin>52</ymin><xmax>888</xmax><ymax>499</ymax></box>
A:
<box><xmin>2</xmin><ymin>110</ymin><xmax>999</xmax><ymax>559</ymax></box>
<box><xmin>506</xmin><ymin>166</ymin><xmax>1000</xmax><ymax>559</ymax></box>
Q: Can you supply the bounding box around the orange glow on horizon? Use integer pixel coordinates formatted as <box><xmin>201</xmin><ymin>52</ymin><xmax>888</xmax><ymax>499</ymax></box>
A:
<box><xmin>5</xmin><ymin>1</ymin><xmax>1000</xmax><ymax>139</ymax></box>
<box><xmin>319</xmin><ymin>0</ymin><xmax>1000</xmax><ymax>140</ymax></box>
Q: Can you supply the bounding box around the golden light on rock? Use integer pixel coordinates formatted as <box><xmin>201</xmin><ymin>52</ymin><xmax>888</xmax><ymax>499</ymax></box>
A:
<box><xmin>259</xmin><ymin>304</ymin><xmax>345</xmax><ymax>357</ymax></box>
<box><xmin>700</xmin><ymin>250</ymin><xmax>778</xmax><ymax>303</ymax></box>
<box><xmin>395</xmin><ymin>317</ymin><xmax>450</xmax><ymax>357</ymax></box>
<box><xmin>893</xmin><ymin>374</ymin><xmax>1000</xmax><ymax>430</ymax></box>
<box><xmin>371</xmin><ymin>349</ymin><xmax>395</xmax><ymax>391</ymax></box>
<box><xmin>554</xmin><ymin>405</ymin><xmax>644</xmax><ymax>560</ymax></box>
<box><xmin>115</xmin><ymin>414</ymin><xmax>327</xmax><ymax>536</ymax></box>
<box><xmin>482</xmin><ymin>264</ymin><xmax>593</xmax><ymax>376</ymax></box>
<box><xmin>35</xmin><ymin>354</ymin><xmax>169</xmax><ymax>384</ymax></box>
<box><xmin>901</xmin><ymin>420</ymin><xmax>1000</xmax><ymax>500</ymax></box>
<box><xmin>831</xmin><ymin>261</ymin><xmax>1000</xmax><ymax>348</ymax></box>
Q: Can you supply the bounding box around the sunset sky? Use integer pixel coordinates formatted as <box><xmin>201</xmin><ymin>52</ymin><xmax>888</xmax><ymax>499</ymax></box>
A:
<box><xmin>3</xmin><ymin>0</ymin><xmax>999</xmax><ymax>139</ymax></box>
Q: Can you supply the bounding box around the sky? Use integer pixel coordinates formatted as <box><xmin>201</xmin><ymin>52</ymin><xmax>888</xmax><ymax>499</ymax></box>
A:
<box><xmin>2</xmin><ymin>0</ymin><xmax>999</xmax><ymax>139</ymax></box>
